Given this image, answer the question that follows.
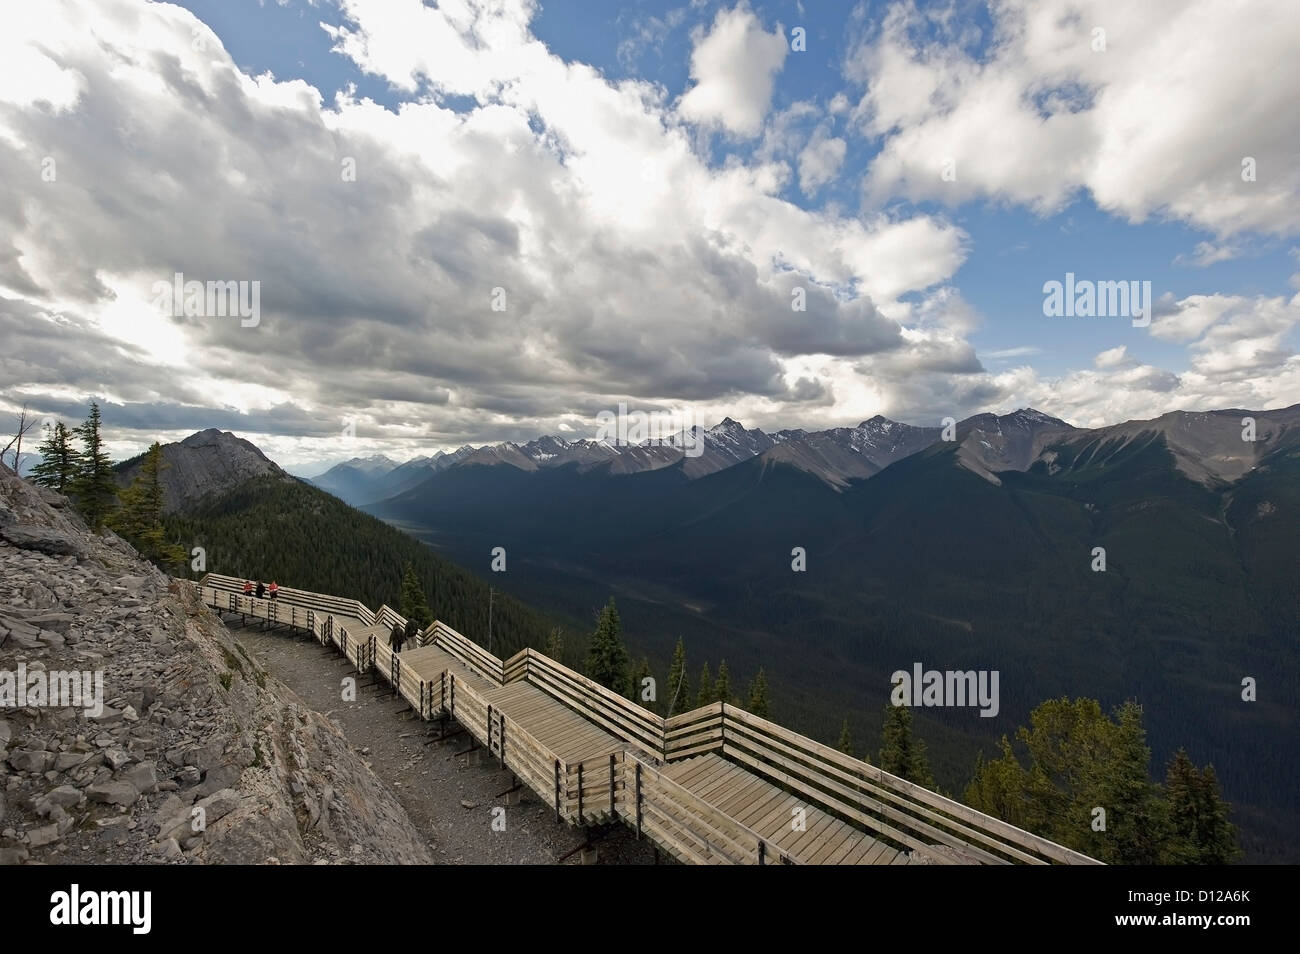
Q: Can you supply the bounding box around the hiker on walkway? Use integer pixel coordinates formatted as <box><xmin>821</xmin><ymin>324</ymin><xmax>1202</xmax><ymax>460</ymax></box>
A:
<box><xmin>243</xmin><ymin>580</ymin><xmax>253</xmax><ymax>596</ymax></box>
<box><xmin>389</xmin><ymin>622</ymin><xmax>406</xmax><ymax>654</ymax></box>
<box><xmin>405</xmin><ymin>618</ymin><xmax>419</xmax><ymax>647</ymax></box>
<box><xmin>268</xmin><ymin>581</ymin><xmax>279</xmax><ymax>600</ymax></box>
<box><xmin>255</xmin><ymin>580</ymin><xmax>265</xmax><ymax>599</ymax></box>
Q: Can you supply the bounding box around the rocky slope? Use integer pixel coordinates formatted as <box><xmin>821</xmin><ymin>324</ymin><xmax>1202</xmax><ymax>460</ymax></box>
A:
<box><xmin>0</xmin><ymin>468</ymin><xmax>433</xmax><ymax>865</ymax></box>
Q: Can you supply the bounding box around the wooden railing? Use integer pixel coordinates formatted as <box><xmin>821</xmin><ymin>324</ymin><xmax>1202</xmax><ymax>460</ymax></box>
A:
<box><xmin>517</xmin><ymin>649</ymin><xmax>667</xmax><ymax>755</ymax></box>
<box><xmin>194</xmin><ymin>574</ymin><xmax>1099</xmax><ymax>865</ymax></box>
<box><xmin>620</xmin><ymin>750</ymin><xmax>794</xmax><ymax>864</ymax></box>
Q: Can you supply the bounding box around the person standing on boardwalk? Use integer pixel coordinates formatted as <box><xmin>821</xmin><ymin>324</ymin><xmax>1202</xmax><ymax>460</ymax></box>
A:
<box><xmin>404</xmin><ymin>618</ymin><xmax>419</xmax><ymax>648</ymax></box>
<box><xmin>255</xmin><ymin>580</ymin><xmax>265</xmax><ymax>599</ymax></box>
<box><xmin>389</xmin><ymin>622</ymin><xmax>406</xmax><ymax>654</ymax></box>
<box><xmin>243</xmin><ymin>580</ymin><xmax>253</xmax><ymax>597</ymax></box>
<box><xmin>268</xmin><ymin>581</ymin><xmax>279</xmax><ymax>600</ymax></box>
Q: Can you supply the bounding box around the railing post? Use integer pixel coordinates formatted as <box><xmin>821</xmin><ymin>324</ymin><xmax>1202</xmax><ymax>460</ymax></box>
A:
<box><xmin>635</xmin><ymin>762</ymin><xmax>642</xmax><ymax>838</ymax></box>
<box><xmin>449</xmin><ymin>673</ymin><xmax>455</xmax><ymax>715</ymax></box>
<box><xmin>554</xmin><ymin>759</ymin><xmax>561</xmax><ymax>822</ymax></box>
<box><xmin>577</xmin><ymin>762</ymin><xmax>583</xmax><ymax>821</ymax></box>
<box><xmin>440</xmin><ymin>671</ymin><xmax>446</xmax><ymax>713</ymax></box>
<box><xmin>609</xmin><ymin>754</ymin><xmax>616</xmax><ymax>816</ymax></box>
<box><xmin>499</xmin><ymin>714</ymin><xmax>506</xmax><ymax>768</ymax></box>
<box><xmin>487</xmin><ymin>704</ymin><xmax>494</xmax><ymax>757</ymax></box>
<box><xmin>392</xmin><ymin>654</ymin><xmax>399</xmax><ymax>696</ymax></box>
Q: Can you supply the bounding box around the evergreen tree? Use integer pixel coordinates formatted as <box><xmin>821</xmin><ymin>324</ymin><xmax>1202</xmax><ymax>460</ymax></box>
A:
<box><xmin>70</xmin><ymin>402</ymin><xmax>117</xmax><ymax>528</ymax></box>
<box><xmin>696</xmin><ymin>662</ymin><xmax>713</xmax><ymax>708</ymax></box>
<box><xmin>400</xmin><ymin>562</ymin><xmax>433</xmax><ymax>628</ymax></box>
<box><xmin>632</xmin><ymin>657</ymin><xmax>654</xmax><ymax>712</ymax></box>
<box><xmin>1161</xmin><ymin>749</ymin><xmax>1240</xmax><ymax>864</ymax></box>
<box><xmin>959</xmin><ymin>697</ymin><xmax>1233</xmax><ymax>865</ymax></box>
<box><xmin>30</xmin><ymin>421</ymin><xmax>76</xmax><ymax>494</ymax></box>
<box><xmin>544</xmin><ymin>627</ymin><xmax>565</xmax><ymax>664</ymax></box>
<box><xmin>665</xmin><ymin>637</ymin><xmax>690</xmax><ymax>716</ymax></box>
<box><xmin>879</xmin><ymin>704</ymin><xmax>935</xmax><ymax>787</ymax></box>
<box><xmin>837</xmin><ymin>718</ymin><xmax>854</xmax><ymax>757</ymax></box>
<box><xmin>585</xmin><ymin>598</ymin><xmax>631</xmax><ymax>696</ymax></box>
<box><xmin>111</xmin><ymin>442</ymin><xmax>185</xmax><ymax>567</ymax></box>
<box><xmin>746</xmin><ymin>668</ymin><xmax>770</xmax><ymax>717</ymax></box>
<box><xmin>963</xmin><ymin>737</ymin><xmax>1031</xmax><ymax>828</ymax></box>
<box><xmin>1086</xmin><ymin>700</ymin><xmax>1163</xmax><ymax>864</ymax></box>
<box><xmin>714</xmin><ymin>659</ymin><xmax>732</xmax><ymax>705</ymax></box>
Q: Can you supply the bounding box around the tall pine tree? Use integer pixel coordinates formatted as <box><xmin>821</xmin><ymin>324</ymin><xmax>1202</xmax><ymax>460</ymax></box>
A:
<box><xmin>111</xmin><ymin>442</ymin><xmax>185</xmax><ymax>568</ymax></box>
<box><xmin>400</xmin><ymin>562</ymin><xmax>433</xmax><ymax>628</ymax></box>
<box><xmin>714</xmin><ymin>659</ymin><xmax>732</xmax><ymax>705</ymax></box>
<box><xmin>879</xmin><ymin>704</ymin><xmax>935</xmax><ymax>787</ymax></box>
<box><xmin>837</xmin><ymin>718</ymin><xmax>854</xmax><ymax>757</ymax></box>
<box><xmin>70</xmin><ymin>402</ymin><xmax>117</xmax><ymax>528</ymax></box>
<box><xmin>544</xmin><ymin>627</ymin><xmax>565</xmax><ymax>665</ymax></box>
<box><xmin>1086</xmin><ymin>700</ymin><xmax>1162</xmax><ymax>864</ymax></box>
<box><xmin>665</xmin><ymin>637</ymin><xmax>690</xmax><ymax>716</ymax></box>
<box><xmin>1161</xmin><ymin>749</ymin><xmax>1239</xmax><ymax>864</ymax></box>
<box><xmin>960</xmin><ymin>697</ymin><xmax>1239</xmax><ymax>864</ymax></box>
<box><xmin>585</xmin><ymin>598</ymin><xmax>631</xmax><ymax>696</ymax></box>
<box><xmin>696</xmin><ymin>662</ymin><xmax>713</xmax><ymax>708</ymax></box>
<box><xmin>632</xmin><ymin>657</ymin><xmax>654</xmax><ymax>712</ymax></box>
<box><xmin>30</xmin><ymin>421</ymin><xmax>76</xmax><ymax>494</ymax></box>
<box><xmin>746</xmin><ymin>668</ymin><xmax>769</xmax><ymax>716</ymax></box>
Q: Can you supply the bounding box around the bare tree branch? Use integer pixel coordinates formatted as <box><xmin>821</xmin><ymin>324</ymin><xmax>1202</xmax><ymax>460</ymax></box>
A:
<box><xmin>2</xmin><ymin>404</ymin><xmax>38</xmax><ymax>475</ymax></box>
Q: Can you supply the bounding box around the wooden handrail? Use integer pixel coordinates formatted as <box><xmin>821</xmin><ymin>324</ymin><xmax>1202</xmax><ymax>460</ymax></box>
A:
<box><xmin>189</xmin><ymin>576</ymin><xmax>1099</xmax><ymax>865</ymax></box>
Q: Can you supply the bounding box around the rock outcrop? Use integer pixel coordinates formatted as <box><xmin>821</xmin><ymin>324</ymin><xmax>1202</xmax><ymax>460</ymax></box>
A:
<box><xmin>115</xmin><ymin>428</ymin><xmax>288</xmax><ymax>513</ymax></box>
<box><xmin>0</xmin><ymin>468</ymin><xmax>433</xmax><ymax>865</ymax></box>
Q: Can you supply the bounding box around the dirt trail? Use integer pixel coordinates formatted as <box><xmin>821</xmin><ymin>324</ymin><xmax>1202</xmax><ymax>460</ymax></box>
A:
<box><xmin>232</xmin><ymin>620</ymin><xmax>658</xmax><ymax>865</ymax></box>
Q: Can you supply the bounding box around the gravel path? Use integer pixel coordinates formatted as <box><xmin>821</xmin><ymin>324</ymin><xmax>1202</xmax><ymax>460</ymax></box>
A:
<box><xmin>232</xmin><ymin>619</ymin><xmax>660</xmax><ymax>865</ymax></box>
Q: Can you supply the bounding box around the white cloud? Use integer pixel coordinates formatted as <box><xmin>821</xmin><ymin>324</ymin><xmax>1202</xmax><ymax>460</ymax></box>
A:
<box><xmin>798</xmin><ymin>125</ymin><xmax>847</xmax><ymax>195</ymax></box>
<box><xmin>1174</xmin><ymin>241</ymin><xmax>1243</xmax><ymax>268</ymax></box>
<box><xmin>2</xmin><ymin>0</ymin><xmax>1297</xmax><ymax>468</ymax></box>
<box><xmin>983</xmin><ymin>346</ymin><xmax>1040</xmax><ymax>360</ymax></box>
<box><xmin>849</xmin><ymin>0</ymin><xmax>1300</xmax><ymax>237</ymax></box>
<box><xmin>1093</xmin><ymin>345</ymin><xmax>1131</xmax><ymax>369</ymax></box>
<box><xmin>0</xmin><ymin>0</ymin><xmax>972</xmax><ymax>466</ymax></box>
<box><xmin>677</xmin><ymin>3</ymin><xmax>788</xmax><ymax>137</ymax></box>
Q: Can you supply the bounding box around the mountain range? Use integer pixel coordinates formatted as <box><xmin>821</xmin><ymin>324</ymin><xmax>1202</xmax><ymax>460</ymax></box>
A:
<box><xmin>342</xmin><ymin>402</ymin><xmax>1299</xmax><ymax>862</ymax></box>
<box><xmin>311</xmin><ymin>408</ymin><xmax>1079</xmax><ymax>505</ymax></box>
<box><xmin>97</xmin><ymin>403</ymin><xmax>1300</xmax><ymax>861</ymax></box>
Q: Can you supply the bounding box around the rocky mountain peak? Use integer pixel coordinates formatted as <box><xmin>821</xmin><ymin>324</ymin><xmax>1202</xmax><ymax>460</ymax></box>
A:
<box><xmin>118</xmin><ymin>430</ymin><xmax>287</xmax><ymax>513</ymax></box>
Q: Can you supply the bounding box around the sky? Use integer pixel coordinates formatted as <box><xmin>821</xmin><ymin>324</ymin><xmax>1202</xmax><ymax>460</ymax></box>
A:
<box><xmin>2</xmin><ymin>0</ymin><xmax>1299</xmax><ymax>474</ymax></box>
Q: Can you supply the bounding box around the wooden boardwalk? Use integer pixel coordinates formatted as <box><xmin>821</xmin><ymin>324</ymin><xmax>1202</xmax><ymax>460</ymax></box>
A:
<box><xmin>194</xmin><ymin>574</ymin><xmax>1101</xmax><ymax>866</ymax></box>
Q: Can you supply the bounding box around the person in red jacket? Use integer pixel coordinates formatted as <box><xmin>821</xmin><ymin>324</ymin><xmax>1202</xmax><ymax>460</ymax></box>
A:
<box><xmin>268</xmin><ymin>581</ymin><xmax>279</xmax><ymax>600</ymax></box>
<box><xmin>243</xmin><ymin>580</ymin><xmax>253</xmax><ymax>596</ymax></box>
